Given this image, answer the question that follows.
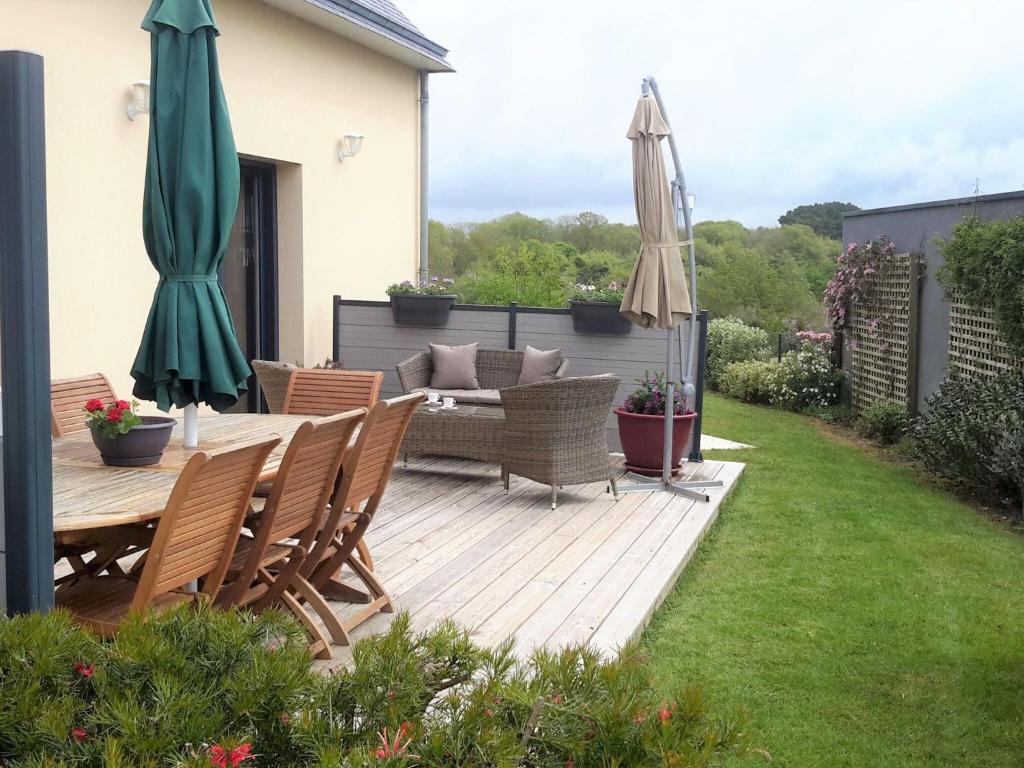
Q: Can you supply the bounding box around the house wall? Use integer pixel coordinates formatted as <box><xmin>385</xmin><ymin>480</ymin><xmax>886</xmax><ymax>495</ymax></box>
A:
<box><xmin>842</xmin><ymin>192</ymin><xmax>1024</xmax><ymax>413</ymax></box>
<box><xmin>0</xmin><ymin>0</ymin><xmax>422</xmax><ymax>405</ymax></box>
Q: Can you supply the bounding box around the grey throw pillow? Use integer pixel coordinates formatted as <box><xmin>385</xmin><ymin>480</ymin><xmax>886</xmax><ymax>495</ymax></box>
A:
<box><xmin>517</xmin><ymin>345</ymin><xmax>563</xmax><ymax>385</ymax></box>
<box><xmin>430</xmin><ymin>343</ymin><xmax>480</xmax><ymax>389</ymax></box>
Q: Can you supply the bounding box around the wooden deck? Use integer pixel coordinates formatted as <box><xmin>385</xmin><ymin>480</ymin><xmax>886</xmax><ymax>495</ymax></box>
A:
<box><xmin>319</xmin><ymin>455</ymin><xmax>744</xmax><ymax>668</ymax></box>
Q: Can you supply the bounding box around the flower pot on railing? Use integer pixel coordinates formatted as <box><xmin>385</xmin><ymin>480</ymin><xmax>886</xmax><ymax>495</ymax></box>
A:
<box><xmin>569</xmin><ymin>301</ymin><xmax>632</xmax><ymax>335</ymax></box>
<box><xmin>389</xmin><ymin>294</ymin><xmax>457</xmax><ymax>327</ymax></box>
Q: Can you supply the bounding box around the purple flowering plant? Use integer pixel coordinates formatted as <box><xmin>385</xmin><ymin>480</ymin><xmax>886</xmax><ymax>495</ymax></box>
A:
<box><xmin>823</xmin><ymin>236</ymin><xmax>897</xmax><ymax>334</ymax></box>
<box><xmin>386</xmin><ymin>275</ymin><xmax>458</xmax><ymax>297</ymax></box>
<box><xmin>623</xmin><ymin>370</ymin><xmax>689</xmax><ymax>416</ymax></box>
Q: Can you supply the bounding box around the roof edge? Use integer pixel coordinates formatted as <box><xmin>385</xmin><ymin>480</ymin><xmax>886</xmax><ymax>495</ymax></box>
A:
<box><xmin>844</xmin><ymin>190</ymin><xmax>1024</xmax><ymax>219</ymax></box>
<box><xmin>301</xmin><ymin>0</ymin><xmax>452</xmax><ymax>70</ymax></box>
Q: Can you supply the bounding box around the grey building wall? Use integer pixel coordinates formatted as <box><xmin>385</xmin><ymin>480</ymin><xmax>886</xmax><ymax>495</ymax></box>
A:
<box><xmin>333</xmin><ymin>300</ymin><xmax>695</xmax><ymax>452</ymax></box>
<box><xmin>842</xmin><ymin>191</ymin><xmax>1024</xmax><ymax>413</ymax></box>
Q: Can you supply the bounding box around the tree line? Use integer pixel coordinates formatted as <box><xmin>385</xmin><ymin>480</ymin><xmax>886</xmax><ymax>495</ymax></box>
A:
<box><xmin>427</xmin><ymin>203</ymin><xmax>854</xmax><ymax>332</ymax></box>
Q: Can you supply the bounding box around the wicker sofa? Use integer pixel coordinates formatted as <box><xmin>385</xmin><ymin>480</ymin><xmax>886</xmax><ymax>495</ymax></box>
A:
<box><xmin>395</xmin><ymin>347</ymin><xmax>569</xmax><ymax>405</ymax></box>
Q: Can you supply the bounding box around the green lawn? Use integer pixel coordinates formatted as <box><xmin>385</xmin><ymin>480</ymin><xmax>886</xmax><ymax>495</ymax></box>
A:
<box><xmin>643</xmin><ymin>394</ymin><xmax>1024</xmax><ymax>768</ymax></box>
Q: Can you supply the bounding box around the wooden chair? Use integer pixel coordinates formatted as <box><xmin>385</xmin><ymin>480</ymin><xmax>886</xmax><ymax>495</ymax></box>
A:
<box><xmin>300</xmin><ymin>393</ymin><xmax>424</xmax><ymax>645</ymax></box>
<box><xmin>55</xmin><ymin>437</ymin><xmax>280</xmax><ymax>637</ymax></box>
<box><xmin>282</xmin><ymin>369</ymin><xmax>383</xmax><ymax>416</ymax></box>
<box><xmin>51</xmin><ymin>373</ymin><xmax>117</xmax><ymax>437</ymax></box>
<box><xmin>218</xmin><ymin>411</ymin><xmax>364</xmax><ymax>659</ymax></box>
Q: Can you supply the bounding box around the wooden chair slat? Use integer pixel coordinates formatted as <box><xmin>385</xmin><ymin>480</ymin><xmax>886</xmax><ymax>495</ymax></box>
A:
<box><xmin>283</xmin><ymin>370</ymin><xmax>383</xmax><ymax>417</ymax></box>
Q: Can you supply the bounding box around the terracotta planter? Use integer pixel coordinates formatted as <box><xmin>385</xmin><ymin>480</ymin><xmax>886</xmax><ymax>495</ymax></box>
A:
<box><xmin>569</xmin><ymin>300</ymin><xmax>632</xmax><ymax>335</ymax></box>
<box><xmin>614</xmin><ymin>407</ymin><xmax>696</xmax><ymax>477</ymax></box>
<box><xmin>390</xmin><ymin>294</ymin><xmax>456</xmax><ymax>326</ymax></box>
<box><xmin>89</xmin><ymin>416</ymin><xmax>175</xmax><ymax>467</ymax></box>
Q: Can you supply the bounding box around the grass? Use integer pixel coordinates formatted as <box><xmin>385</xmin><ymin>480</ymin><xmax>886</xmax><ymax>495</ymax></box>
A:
<box><xmin>643</xmin><ymin>394</ymin><xmax>1024</xmax><ymax>768</ymax></box>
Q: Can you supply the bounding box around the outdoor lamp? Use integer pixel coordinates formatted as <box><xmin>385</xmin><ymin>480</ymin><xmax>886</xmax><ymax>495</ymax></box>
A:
<box><xmin>686</xmin><ymin>192</ymin><xmax>696</xmax><ymax>213</ymax></box>
<box><xmin>338</xmin><ymin>133</ymin><xmax>364</xmax><ymax>161</ymax></box>
<box><xmin>126</xmin><ymin>80</ymin><xmax>150</xmax><ymax>121</ymax></box>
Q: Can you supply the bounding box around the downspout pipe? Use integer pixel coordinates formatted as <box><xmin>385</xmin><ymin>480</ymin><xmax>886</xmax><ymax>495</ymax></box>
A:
<box><xmin>418</xmin><ymin>70</ymin><xmax>429</xmax><ymax>284</ymax></box>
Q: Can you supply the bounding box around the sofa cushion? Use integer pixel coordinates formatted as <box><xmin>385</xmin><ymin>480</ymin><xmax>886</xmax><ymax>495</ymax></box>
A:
<box><xmin>430</xmin><ymin>342</ymin><xmax>479</xmax><ymax>389</ymax></box>
<box><xmin>517</xmin><ymin>345</ymin><xmax>563</xmax><ymax>385</ymax></box>
<box><xmin>415</xmin><ymin>387</ymin><xmax>501</xmax><ymax>406</ymax></box>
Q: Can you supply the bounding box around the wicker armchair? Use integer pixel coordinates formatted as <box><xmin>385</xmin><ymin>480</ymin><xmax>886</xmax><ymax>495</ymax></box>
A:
<box><xmin>251</xmin><ymin>360</ymin><xmax>296</xmax><ymax>414</ymax></box>
<box><xmin>499</xmin><ymin>375</ymin><xmax>620</xmax><ymax>509</ymax></box>
<box><xmin>396</xmin><ymin>348</ymin><xmax>569</xmax><ymax>393</ymax></box>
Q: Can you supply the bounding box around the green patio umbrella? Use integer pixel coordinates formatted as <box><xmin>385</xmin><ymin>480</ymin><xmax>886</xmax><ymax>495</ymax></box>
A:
<box><xmin>130</xmin><ymin>0</ymin><xmax>249</xmax><ymax>421</ymax></box>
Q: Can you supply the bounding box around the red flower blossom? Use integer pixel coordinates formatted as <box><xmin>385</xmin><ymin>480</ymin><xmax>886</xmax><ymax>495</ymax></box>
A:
<box><xmin>565</xmin><ymin>760</ymin><xmax>575</xmax><ymax>768</ymax></box>
<box><xmin>106</xmin><ymin>408</ymin><xmax>124</xmax><ymax>423</ymax></box>
<box><xmin>115</xmin><ymin>399</ymin><xmax>131</xmax><ymax>411</ymax></box>
<box><xmin>551</xmin><ymin>694</ymin><xmax>563</xmax><ymax>705</ymax></box>
<box><xmin>484</xmin><ymin>708</ymin><xmax>494</xmax><ymax>717</ymax></box>
<box><xmin>375</xmin><ymin>747</ymin><xmax>389</xmax><ymax>759</ymax></box>
<box><xmin>73</xmin><ymin>661</ymin><xmax>94</xmax><ymax>678</ymax></box>
<box><xmin>230</xmin><ymin>744</ymin><xmax>254</xmax><ymax>765</ymax></box>
<box><xmin>84</xmin><ymin>399</ymin><xmax>105</xmax><ymax>413</ymax></box>
<box><xmin>633</xmin><ymin>711</ymin><xmax>647</xmax><ymax>724</ymax></box>
<box><xmin>209</xmin><ymin>743</ymin><xmax>253</xmax><ymax>768</ymax></box>
<box><xmin>280</xmin><ymin>712</ymin><xmax>291</xmax><ymax>725</ymax></box>
<box><xmin>658</xmin><ymin>706</ymin><xmax>672</xmax><ymax>722</ymax></box>
<box><xmin>71</xmin><ymin>727</ymin><xmax>88</xmax><ymax>744</ymax></box>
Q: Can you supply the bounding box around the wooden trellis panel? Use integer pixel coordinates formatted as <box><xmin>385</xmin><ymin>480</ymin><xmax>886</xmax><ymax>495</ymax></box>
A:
<box><xmin>848</xmin><ymin>253</ymin><xmax>921</xmax><ymax>414</ymax></box>
<box><xmin>948</xmin><ymin>299</ymin><xmax>1019</xmax><ymax>379</ymax></box>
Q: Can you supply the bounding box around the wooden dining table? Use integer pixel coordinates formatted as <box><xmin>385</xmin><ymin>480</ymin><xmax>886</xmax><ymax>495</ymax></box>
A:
<box><xmin>52</xmin><ymin>413</ymin><xmax>311</xmax><ymax>539</ymax></box>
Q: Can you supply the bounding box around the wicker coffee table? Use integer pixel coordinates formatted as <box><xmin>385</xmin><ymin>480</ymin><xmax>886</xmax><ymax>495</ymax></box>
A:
<box><xmin>401</xmin><ymin>404</ymin><xmax>506</xmax><ymax>464</ymax></box>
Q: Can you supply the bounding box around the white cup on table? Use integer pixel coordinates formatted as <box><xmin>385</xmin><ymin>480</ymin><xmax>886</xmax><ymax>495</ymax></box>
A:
<box><xmin>442</xmin><ymin>396</ymin><xmax>456</xmax><ymax>409</ymax></box>
<box><xmin>426</xmin><ymin>391</ymin><xmax>440</xmax><ymax>405</ymax></box>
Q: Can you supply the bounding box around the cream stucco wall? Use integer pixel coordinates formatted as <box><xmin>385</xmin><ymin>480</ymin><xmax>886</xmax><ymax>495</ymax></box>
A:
<box><xmin>0</xmin><ymin>0</ymin><xmax>422</xmax><ymax>405</ymax></box>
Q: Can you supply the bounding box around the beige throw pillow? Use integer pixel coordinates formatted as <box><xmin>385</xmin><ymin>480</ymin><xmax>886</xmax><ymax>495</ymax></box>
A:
<box><xmin>430</xmin><ymin>343</ymin><xmax>480</xmax><ymax>389</ymax></box>
<box><xmin>517</xmin><ymin>345</ymin><xmax>563</xmax><ymax>385</ymax></box>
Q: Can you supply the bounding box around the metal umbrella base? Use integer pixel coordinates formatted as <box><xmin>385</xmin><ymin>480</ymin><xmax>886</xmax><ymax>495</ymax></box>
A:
<box><xmin>618</xmin><ymin>471</ymin><xmax>723</xmax><ymax>503</ymax></box>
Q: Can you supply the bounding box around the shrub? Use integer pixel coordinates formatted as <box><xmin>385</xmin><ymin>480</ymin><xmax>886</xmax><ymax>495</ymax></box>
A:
<box><xmin>765</xmin><ymin>342</ymin><xmax>843</xmax><ymax>411</ymax></box>
<box><xmin>938</xmin><ymin>215</ymin><xmax>1024</xmax><ymax>354</ymax></box>
<box><xmin>719</xmin><ymin>360</ymin><xmax>777</xmax><ymax>404</ymax></box>
<box><xmin>858</xmin><ymin>400</ymin><xmax>909</xmax><ymax>445</ymax></box>
<box><xmin>0</xmin><ymin>607</ymin><xmax>751</xmax><ymax>767</ymax></box>
<box><xmin>706</xmin><ymin>317</ymin><xmax>771</xmax><ymax>388</ymax></box>
<box><xmin>911</xmin><ymin>370</ymin><xmax>1024</xmax><ymax>516</ymax></box>
<box><xmin>801</xmin><ymin>403</ymin><xmax>855</xmax><ymax>425</ymax></box>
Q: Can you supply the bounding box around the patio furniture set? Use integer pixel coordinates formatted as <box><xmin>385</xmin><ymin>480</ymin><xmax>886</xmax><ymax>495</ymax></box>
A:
<box><xmin>49</xmin><ymin>343</ymin><xmax>620</xmax><ymax>655</ymax></box>
<box><xmin>258</xmin><ymin>344</ymin><xmax>621</xmax><ymax>508</ymax></box>
<box><xmin>50</xmin><ymin>371</ymin><xmax>422</xmax><ymax>658</ymax></box>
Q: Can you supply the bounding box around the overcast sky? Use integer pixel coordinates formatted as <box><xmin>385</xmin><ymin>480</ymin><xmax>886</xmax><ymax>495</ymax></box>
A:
<box><xmin>399</xmin><ymin>0</ymin><xmax>1024</xmax><ymax>228</ymax></box>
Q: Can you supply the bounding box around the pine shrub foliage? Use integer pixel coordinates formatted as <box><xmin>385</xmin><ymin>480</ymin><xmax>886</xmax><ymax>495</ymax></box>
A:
<box><xmin>0</xmin><ymin>606</ymin><xmax>750</xmax><ymax>767</ymax></box>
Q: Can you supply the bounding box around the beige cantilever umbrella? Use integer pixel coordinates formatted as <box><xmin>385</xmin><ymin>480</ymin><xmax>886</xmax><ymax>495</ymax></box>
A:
<box><xmin>619</xmin><ymin>94</ymin><xmax>692</xmax><ymax>329</ymax></box>
<box><xmin>617</xmin><ymin>78</ymin><xmax>721</xmax><ymax>503</ymax></box>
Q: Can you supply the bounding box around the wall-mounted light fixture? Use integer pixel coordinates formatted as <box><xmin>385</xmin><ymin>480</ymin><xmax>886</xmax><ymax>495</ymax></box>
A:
<box><xmin>686</xmin><ymin>192</ymin><xmax>696</xmax><ymax>213</ymax></box>
<box><xmin>338</xmin><ymin>133</ymin><xmax>364</xmax><ymax>162</ymax></box>
<box><xmin>126</xmin><ymin>80</ymin><xmax>150</xmax><ymax>121</ymax></box>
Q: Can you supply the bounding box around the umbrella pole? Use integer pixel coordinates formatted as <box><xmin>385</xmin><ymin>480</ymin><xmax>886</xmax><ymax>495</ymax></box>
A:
<box><xmin>618</xmin><ymin>76</ymin><xmax>722</xmax><ymax>502</ymax></box>
<box><xmin>184</xmin><ymin>403</ymin><xmax>198</xmax><ymax>448</ymax></box>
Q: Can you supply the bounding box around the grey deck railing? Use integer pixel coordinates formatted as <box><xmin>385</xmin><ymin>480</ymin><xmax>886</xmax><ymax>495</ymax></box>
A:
<box><xmin>332</xmin><ymin>296</ymin><xmax>709</xmax><ymax>457</ymax></box>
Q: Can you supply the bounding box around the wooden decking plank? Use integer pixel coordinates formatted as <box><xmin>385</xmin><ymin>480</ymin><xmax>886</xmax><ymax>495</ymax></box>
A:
<box><xmin>587</xmin><ymin>461</ymin><xmax>744</xmax><ymax>656</ymax></box>
<box><xmin>371</xmin><ymin>482</ymin><xmax>538</xmax><ymax>586</ymax></box>
<box><xmin>468</xmin><ymin>489</ymin><xmax>652</xmax><ymax>648</ymax></box>
<box><xmin>437</xmin><ymin>482</ymin><xmax>632</xmax><ymax>634</ymax></box>
<box><xmin>406</xmin><ymin>480</ymin><xmax>612</xmax><ymax>632</ymax></box>
<box><xmin>508</xmin><ymin>487</ymin><xmax>678</xmax><ymax>656</ymax></box>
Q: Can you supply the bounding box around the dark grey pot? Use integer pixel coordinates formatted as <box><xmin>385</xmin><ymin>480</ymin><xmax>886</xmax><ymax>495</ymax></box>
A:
<box><xmin>90</xmin><ymin>416</ymin><xmax>175</xmax><ymax>467</ymax></box>
<box><xmin>569</xmin><ymin>300</ymin><xmax>633</xmax><ymax>335</ymax></box>
<box><xmin>390</xmin><ymin>294</ymin><xmax>456</xmax><ymax>326</ymax></box>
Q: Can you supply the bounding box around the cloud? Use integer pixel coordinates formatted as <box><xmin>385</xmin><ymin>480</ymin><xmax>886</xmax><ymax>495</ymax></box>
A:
<box><xmin>402</xmin><ymin>0</ymin><xmax>1024</xmax><ymax>226</ymax></box>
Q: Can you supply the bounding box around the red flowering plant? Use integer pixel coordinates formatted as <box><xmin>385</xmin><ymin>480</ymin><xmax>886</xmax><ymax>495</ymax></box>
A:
<box><xmin>84</xmin><ymin>398</ymin><xmax>142</xmax><ymax>439</ymax></box>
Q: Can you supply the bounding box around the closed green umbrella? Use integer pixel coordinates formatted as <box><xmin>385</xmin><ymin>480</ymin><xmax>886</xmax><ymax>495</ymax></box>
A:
<box><xmin>130</xmin><ymin>0</ymin><xmax>248</xmax><ymax>421</ymax></box>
